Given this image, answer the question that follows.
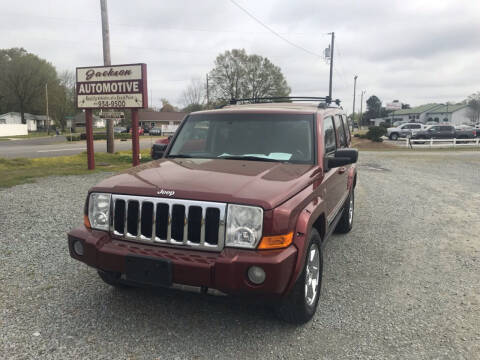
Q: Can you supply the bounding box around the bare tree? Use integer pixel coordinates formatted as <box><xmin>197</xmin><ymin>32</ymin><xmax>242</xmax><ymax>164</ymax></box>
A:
<box><xmin>180</xmin><ymin>78</ymin><xmax>205</xmax><ymax>108</ymax></box>
<box><xmin>208</xmin><ymin>49</ymin><xmax>290</xmax><ymax>103</ymax></box>
<box><xmin>466</xmin><ymin>92</ymin><xmax>480</xmax><ymax>124</ymax></box>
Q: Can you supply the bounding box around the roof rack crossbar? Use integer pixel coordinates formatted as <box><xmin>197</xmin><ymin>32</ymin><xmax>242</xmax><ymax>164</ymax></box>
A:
<box><xmin>228</xmin><ymin>96</ymin><xmax>341</xmax><ymax>106</ymax></box>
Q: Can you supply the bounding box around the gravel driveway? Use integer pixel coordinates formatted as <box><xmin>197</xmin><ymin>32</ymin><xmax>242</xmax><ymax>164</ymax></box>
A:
<box><xmin>1</xmin><ymin>151</ymin><xmax>479</xmax><ymax>359</ymax></box>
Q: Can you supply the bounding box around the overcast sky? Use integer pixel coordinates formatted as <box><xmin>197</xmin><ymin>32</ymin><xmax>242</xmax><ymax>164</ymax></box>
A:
<box><xmin>1</xmin><ymin>0</ymin><xmax>479</xmax><ymax>112</ymax></box>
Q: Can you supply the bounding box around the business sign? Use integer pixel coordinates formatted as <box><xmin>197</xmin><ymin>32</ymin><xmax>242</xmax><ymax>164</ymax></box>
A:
<box><xmin>99</xmin><ymin>111</ymin><xmax>124</xmax><ymax>119</ymax></box>
<box><xmin>76</xmin><ymin>63</ymin><xmax>147</xmax><ymax>109</ymax></box>
<box><xmin>386</xmin><ymin>101</ymin><xmax>402</xmax><ymax>110</ymax></box>
<box><xmin>161</xmin><ymin>124</ymin><xmax>179</xmax><ymax>134</ymax></box>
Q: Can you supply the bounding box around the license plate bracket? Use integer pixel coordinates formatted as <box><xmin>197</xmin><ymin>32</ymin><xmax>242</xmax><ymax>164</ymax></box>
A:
<box><xmin>125</xmin><ymin>255</ymin><xmax>172</xmax><ymax>287</ymax></box>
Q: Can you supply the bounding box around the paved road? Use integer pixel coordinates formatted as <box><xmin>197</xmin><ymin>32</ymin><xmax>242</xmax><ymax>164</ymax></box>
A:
<box><xmin>0</xmin><ymin>136</ymin><xmax>159</xmax><ymax>158</ymax></box>
<box><xmin>1</xmin><ymin>151</ymin><xmax>479</xmax><ymax>359</ymax></box>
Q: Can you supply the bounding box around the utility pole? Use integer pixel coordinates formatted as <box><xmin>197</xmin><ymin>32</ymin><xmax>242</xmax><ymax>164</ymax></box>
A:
<box><xmin>359</xmin><ymin>90</ymin><xmax>366</xmax><ymax>128</ymax></box>
<box><xmin>45</xmin><ymin>83</ymin><xmax>50</xmax><ymax>135</ymax></box>
<box><xmin>206</xmin><ymin>74</ymin><xmax>210</xmax><ymax>108</ymax></box>
<box><xmin>100</xmin><ymin>0</ymin><xmax>114</xmax><ymax>153</ymax></box>
<box><xmin>328</xmin><ymin>32</ymin><xmax>335</xmax><ymax>102</ymax></box>
<box><xmin>352</xmin><ymin>75</ymin><xmax>358</xmax><ymax>129</ymax></box>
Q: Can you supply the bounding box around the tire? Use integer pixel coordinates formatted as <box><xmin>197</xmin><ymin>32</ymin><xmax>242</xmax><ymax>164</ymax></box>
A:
<box><xmin>334</xmin><ymin>189</ymin><xmax>354</xmax><ymax>234</ymax></box>
<box><xmin>97</xmin><ymin>270</ymin><xmax>130</xmax><ymax>288</ymax></box>
<box><xmin>274</xmin><ymin>229</ymin><xmax>323</xmax><ymax>324</ymax></box>
<box><xmin>389</xmin><ymin>133</ymin><xmax>398</xmax><ymax>141</ymax></box>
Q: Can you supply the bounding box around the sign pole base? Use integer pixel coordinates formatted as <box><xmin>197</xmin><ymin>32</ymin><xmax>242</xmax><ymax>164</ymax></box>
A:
<box><xmin>85</xmin><ymin>109</ymin><xmax>95</xmax><ymax>170</ymax></box>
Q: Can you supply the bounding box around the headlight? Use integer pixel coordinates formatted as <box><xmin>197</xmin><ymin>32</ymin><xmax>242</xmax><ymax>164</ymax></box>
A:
<box><xmin>225</xmin><ymin>204</ymin><xmax>263</xmax><ymax>249</ymax></box>
<box><xmin>88</xmin><ymin>193</ymin><xmax>111</xmax><ymax>231</ymax></box>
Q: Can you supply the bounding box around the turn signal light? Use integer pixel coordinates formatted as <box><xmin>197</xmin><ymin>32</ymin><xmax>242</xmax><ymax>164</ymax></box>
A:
<box><xmin>84</xmin><ymin>214</ymin><xmax>91</xmax><ymax>229</ymax></box>
<box><xmin>258</xmin><ymin>232</ymin><xmax>293</xmax><ymax>250</ymax></box>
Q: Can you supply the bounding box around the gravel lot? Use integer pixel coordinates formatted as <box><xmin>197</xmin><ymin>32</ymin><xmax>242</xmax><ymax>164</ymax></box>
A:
<box><xmin>1</xmin><ymin>151</ymin><xmax>479</xmax><ymax>359</ymax></box>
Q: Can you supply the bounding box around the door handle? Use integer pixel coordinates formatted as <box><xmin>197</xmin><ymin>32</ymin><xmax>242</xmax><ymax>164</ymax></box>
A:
<box><xmin>337</xmin><ymin>167</ymin><xmax>346</xmax><ymax>174</ymax></box>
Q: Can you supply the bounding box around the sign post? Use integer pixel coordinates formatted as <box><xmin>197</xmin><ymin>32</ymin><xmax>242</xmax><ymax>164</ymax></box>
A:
<box><xmin>76</xmin><ymin>63</ymin><xmax>148</xmax><ymax>169</ymax></box>
<box><xmin>85</xmin><ymin>109</ymin><xmax>95</xmax><ymax>170</ymax></box>
<box><xmin>131</xmin><ymin>109</ymin><xmax>140</xmax><ymax>166</ymax></box>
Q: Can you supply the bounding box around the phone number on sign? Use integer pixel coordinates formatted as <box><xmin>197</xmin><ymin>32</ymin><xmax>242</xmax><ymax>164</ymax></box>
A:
<box><xmin>97</xmin><ymin>100</ymin><xmax>126</xmax><ymax>108</ymax></box>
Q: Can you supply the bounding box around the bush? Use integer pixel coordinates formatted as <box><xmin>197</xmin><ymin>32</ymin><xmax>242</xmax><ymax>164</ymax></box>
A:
<box><xmin>365</xmin><ymin>126</ymin><xmax>386</xmax><ymax>142</ymax></box>
<box><xmin>67</xmin><ymin>133</ymin><xmax>132</xmax><ymax>141</ymax></box>
<box><xmin>66</xmin><ymin>134</ymin><xmax>81</xmax><ymax>141</ymax></box>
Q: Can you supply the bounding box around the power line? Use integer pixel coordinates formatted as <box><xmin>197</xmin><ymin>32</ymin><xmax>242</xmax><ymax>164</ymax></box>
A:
<box><xmin>228</xmin><ymin>0</ymin><xmax>322</xmax><ymax>58</ymax></box>
<box><xmin>0</xmin><ymin>12</ymin><xmax>311</xmax><ymax>36</ymax></box>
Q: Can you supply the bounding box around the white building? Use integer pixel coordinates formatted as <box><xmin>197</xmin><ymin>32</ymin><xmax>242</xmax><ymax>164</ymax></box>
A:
<box><xmin>389</xmin><ymin>104</ymin><xmax>443</xmax><ymax>124</ymax></box>
<box><xmin>74</xmin><ymin>112</ymin><xmax>106</xmax><ymax>128</ymax></box>
<box><xmin>0</xmin><ymin>112</ymin><xmax>53</xmax><ymax>131</ymax></box>
<box><xmin>425</xmin><ymin>104</ymin><xmax>473</xmax><ymax>126</ymax></box>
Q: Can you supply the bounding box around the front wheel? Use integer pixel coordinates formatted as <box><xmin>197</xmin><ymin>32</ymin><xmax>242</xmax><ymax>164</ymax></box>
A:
<box><xmin>389</xmin><ymin>133</ymin><xmax>398</xmax><ymax>141</ymax></box>
<box><xmin>274</xmin><ymin>230</ymin><xmax>322</xmax><ymax>324</ymax></box>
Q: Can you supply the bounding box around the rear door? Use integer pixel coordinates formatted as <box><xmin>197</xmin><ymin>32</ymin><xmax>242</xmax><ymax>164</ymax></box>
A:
<box><xmin>322</xmin><ymin>116</ymin><xmax>338</xmax><ymax>218</ymax></box>
<box><xmin>328</xmin><ymin>115</ymin><xmax>350</xmax><ymax>223</ymax></box>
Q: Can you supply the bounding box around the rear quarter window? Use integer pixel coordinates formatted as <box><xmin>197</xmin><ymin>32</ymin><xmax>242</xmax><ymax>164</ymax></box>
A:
<box><xmin>341</xmin><ymin>115</ymin><xmax>351</xmax><ymax>143</ymax></box>
<box><xmin>334</xmin><ymin>115</ymin><xmax>347</xmax><ymax>147</ymax></box>
<box><xmin>323</xmin><ymin>117</ymin><xmax>336</xmax><ymax>153</ymax></box>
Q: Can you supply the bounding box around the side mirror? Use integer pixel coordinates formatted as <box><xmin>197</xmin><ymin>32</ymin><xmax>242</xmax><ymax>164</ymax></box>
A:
<box><xmin>326</xmin><ymin>148</ymin><xmax>358</xmax><ymax>169</ymax></box>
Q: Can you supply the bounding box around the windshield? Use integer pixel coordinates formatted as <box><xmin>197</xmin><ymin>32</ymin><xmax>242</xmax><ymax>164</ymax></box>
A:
<box><xmin>168</xmin><ymin>113</ymin><xmax>315</xmax><ymax>163</ymax></box>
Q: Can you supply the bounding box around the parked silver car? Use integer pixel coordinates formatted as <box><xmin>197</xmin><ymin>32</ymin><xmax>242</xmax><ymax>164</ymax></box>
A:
<box><xmin>387</xmin><ymin>123</ymin><xmax>426</xmax><ymax>140</ymax></box>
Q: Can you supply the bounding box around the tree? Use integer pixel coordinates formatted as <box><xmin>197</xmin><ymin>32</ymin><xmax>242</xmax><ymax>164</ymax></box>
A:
<box><xmin>208</xmin><ymin>49</ymin><xmax>290</xmax><ymax>102</ymax></box>
<box><xmin>362</xmin><ymin>95</ymin><xmax>383</xmax><ymax>125</ymax></box>
<box><xmin>180</xmin><ymin>78</ymin><xmax>205</xmax><ymax>110</ymax></box>
<box><xmin>50</xmin><ymin>70</ymin><xmax>76</xmax><ymax>131</ymax></box>
<box><xmin>466</xmin><ymin>92</ymin><xmax>480</xmax><ymax>123</ymax></box>
<box><xmin>160</xmin><ymin>98</ymin><xmax>176</xmax><ymax>112</ymax></box>
<box><xmin>0</xmin><ymin>48</ymin><xmax>58</xmax><ymax>124</ymax></box>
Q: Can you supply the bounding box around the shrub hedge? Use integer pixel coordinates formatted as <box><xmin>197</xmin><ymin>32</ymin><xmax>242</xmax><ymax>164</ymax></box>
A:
<box><xmin>67</xmin><ymin>133</ymin><xmax>132</xmax><ymax>141</ymax></box>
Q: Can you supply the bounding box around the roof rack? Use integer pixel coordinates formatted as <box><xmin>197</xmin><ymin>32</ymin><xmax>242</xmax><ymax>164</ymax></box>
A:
<box><xmin>227</xmin><ymin>96</ymin><xmax>341</xmax><ymax>107</ymax></box>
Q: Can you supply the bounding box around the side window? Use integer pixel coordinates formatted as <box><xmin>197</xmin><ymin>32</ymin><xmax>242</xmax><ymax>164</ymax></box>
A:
<box><xmin>334</xmin><ymin>115</ymin><xmax>347</xmax><ymax>147</ymax></box>
<box><xmin>323</xmin><ymin>117</ymin><xmax>336</xmax><ymax>153</ymax></box>
<box><xmin>341</xmin><ymin>115</ymin><xmax>351</xmax><ymax>143</ymax></box>
<box><xmin>412</xmin><ymin>124</ymin><xmax>421</xmax><ymax>129</ymax></box>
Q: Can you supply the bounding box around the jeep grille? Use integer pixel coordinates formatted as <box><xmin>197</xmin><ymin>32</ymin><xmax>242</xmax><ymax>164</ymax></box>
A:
<box><xmin>111</xmin><ymin>195</ymin><xmax>226</xmax><ymax>251</ymax></box>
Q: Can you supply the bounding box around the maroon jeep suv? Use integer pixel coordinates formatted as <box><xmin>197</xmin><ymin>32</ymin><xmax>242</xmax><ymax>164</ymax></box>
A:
<box><xmin>68</xmin><ymin>98</ymin><xmax>358</xmax><ymax>323</ymax></box>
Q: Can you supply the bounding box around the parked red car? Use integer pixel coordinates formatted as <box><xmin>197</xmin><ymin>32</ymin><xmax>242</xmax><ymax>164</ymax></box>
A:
<box><xmin>68</xmin><ymin>97</ymin><xmax>358</xmax><ymax>324</ymax></box>
<box><xmin>129</xmin><ymin>127</ymin><xmax>144</xmax><ymax>136</ymax></box>
<box><xmin>150</xmin><ymin>136</ymin><xmax>171</xmax><ymax>159</ymax></box>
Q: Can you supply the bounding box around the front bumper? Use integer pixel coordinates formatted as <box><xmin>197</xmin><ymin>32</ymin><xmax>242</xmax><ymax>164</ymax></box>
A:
<box><xmin>68</xmin><ymin>227</ymin><xmax>297</xmax><ymax>297</ymax></box>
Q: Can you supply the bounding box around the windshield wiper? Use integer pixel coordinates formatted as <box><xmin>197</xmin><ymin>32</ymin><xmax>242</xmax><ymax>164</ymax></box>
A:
<box><xmin>218</xmin><ymin>155</ymin><xmax>282</xmax><ymax>162</ymax></box>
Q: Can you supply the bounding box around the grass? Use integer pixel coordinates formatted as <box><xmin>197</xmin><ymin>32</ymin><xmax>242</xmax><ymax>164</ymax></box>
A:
<box><xmin>351</xmin><ymin>137</ymin><xmax>400</xmax><ymax>151</ymax></box>
<box><xmin>0</xmin><ymin>149</ymin><xmax>152</xmax><ymax>188</ymax></box>
<box><xmin>0</xmin><ymin>131</ymin><xmax>56</xmax><ymax>139</ymax></box>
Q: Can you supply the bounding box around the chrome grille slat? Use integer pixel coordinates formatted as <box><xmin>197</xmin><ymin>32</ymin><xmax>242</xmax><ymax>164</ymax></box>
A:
<box><xmin>151</xmin><ymin>203</ymin><xmax>156</xmax><ymax>242</ymax></box>
<box><xmin>137</xmin><ymin>202</ymin><xmax>142</xmax><ymax>239</ymax></box>
<box><xmin>111</xmin><ymin>195</ymin><xmax>226</xmax><ymax>252</ymax></box>
<box><xmin>167</xmin><ymin>204</ymin><xmax>172</xmax><ymax>243</ymax></box>
<box><xmin>183</xmin><ymin>206</ymin><xmax>189</xmax><ymax>244</ymax></box>
<box><xmin>123</xmin><ymin>200</ymin><xmax>128</xmax><ymax>236</ymax></box>
<box><xmin>200</xmin><ymin>207</ymin><xmax>205</xmax><ymax>246</ymax></box>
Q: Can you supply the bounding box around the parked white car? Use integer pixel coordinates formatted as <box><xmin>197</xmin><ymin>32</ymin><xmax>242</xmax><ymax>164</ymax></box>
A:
<box><xmin>387</xmin><ymin>123</ymin><xmax>426</xmax><ymax>140</ymax></box>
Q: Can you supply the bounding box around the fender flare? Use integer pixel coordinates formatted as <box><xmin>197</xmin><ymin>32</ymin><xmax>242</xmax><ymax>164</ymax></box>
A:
<box><xmin>284</xmin><ymin>198</ymin><xmax>327</xmax><ymax>294</ymax></box>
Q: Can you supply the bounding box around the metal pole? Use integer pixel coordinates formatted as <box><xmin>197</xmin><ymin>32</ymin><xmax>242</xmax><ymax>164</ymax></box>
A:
<box><xmin>131</xmin><ymin>109</ymin><xmax>140</xmax><ymax>166</ymax></box>
<box><xmin>45</xmin><ymin>83</ymin><xmax>50</xmax><ymax>135</ymax></box>
<box><xmin>359</xmin><ymin>90</ymin><xmax>365</xmax><ymax>128</ymax></box>
<box><xmin>352</xmin><ymin>75</ymin><xmax>358</xmax><ymax>127</ymax></box>
<box><xmin>100</xmin><ymin>0</ymin><xmax>115</xmax><ymax>153</ymax></box>
<box><xmin>85</xmin><ymin>110</ymin><xmax>95</xmax><ymax>170</ymax></box>
<box><xmin>206</xmin><ymin>74</ymin><xmax>209</xmax><ymax>108</ymax></box>
<box><xmin>328</xmin><ymin>32</ymin><xmax>335</xmax><ymax>101</ymax></box>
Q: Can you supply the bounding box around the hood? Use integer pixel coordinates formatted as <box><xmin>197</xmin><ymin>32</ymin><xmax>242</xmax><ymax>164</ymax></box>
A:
<box><xmin>91</xmin><ymin>158</ymin><xmax>318</xmax><ymax>210</ymax></box>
